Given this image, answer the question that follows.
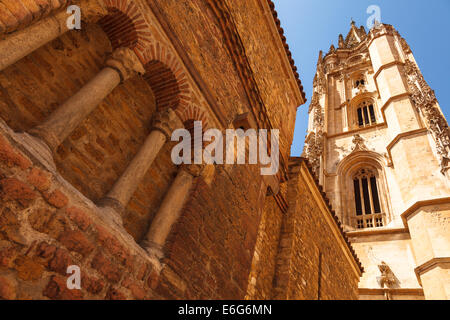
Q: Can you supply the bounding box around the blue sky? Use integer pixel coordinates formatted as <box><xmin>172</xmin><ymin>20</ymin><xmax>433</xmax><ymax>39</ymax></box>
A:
<box><xmin>274</xmin><ymin>0</ymin><xmax>450</xmax><ymax>155</ymax></box>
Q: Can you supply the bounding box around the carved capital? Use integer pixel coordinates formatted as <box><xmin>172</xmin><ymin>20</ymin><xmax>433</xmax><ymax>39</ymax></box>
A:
<box><xmin>106</xmin><ymin>47</ymin><xmax>145</xmax><ymax>82</ymax></box>
<box><xmin>152</xmin><ymin>108</ymin><xmax>183</xmax><ymax>140</ymax></box>
<box><xmin>141</xmin><ymin>240</ymin><xmax>164</xmax><ymax>260</ymax></box>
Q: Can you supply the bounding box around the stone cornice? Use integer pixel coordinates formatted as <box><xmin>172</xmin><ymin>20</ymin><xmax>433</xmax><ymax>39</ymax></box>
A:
<box><xmin>265</xmin><ymin>0</ymin><xmax>306</xmax><ymax>103</ymax></box>
<box><xmin>401</xmin><ymin>196</ymin><xmax>450</xmax><ymax>227</ymax></box>
<box><xmin>414</xmin><ymin>257</ymin><xmax>450</xmax><ymax>286</ymax></box>
<box><xmin>359</xmin><ymin>288</ymin><xmax>424</xmax><ymax>297</ymax></box>
<box><xmin>346</xmin><ymin>227</ymin><xmax>409</xmax><ymax>238</ymax></box>
<box><xmin>325</xmin><ymin>123</ymin><xmax>387</xmax><ymax>140</ymax></box>
<box><xmin>373</xmin><ymin>60</ymin><xmax>405</xmax><ymax>81</ymax></box>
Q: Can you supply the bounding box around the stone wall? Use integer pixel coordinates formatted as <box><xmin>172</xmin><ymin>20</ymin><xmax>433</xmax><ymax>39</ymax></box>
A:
<box><xmin>0</xmin><ymin>0</ymin><xmax>363</xmax><ymax>300</ymax></box>
<box><xmin>0</xmin><ymin>123</ymin><xmax>163</xmax><ymax>299</ymax></box>
<box><xmin>245</xmin><ymin>189</ymin><xmax>284</xmax><ymax>299</ymax></box>
<box><xmin>0</xmin><ymin>22</ymin><xmax>180</xmax><ymax>244</ymax></box>
<box><xmin>273</xmin><ymin>158</ymin><xmax>362</xmax><ymax>300</ymax></box>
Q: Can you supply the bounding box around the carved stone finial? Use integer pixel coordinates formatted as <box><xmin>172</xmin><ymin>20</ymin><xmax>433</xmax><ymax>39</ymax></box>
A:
<box><xmin>106</xmin><ymin>47</ymin><xmax>145</xmax><ymax>82</ymax></box>
<box><xmin>152</xmin><ymin>107</ymin><xmax>183</xmax><ymax>139</ymax></box>
<box><xmin>329</xmin><ymin>44</ymin><xmax>336</xmax><ymax>54</ymax></box>
<box><xmin>338</xmin><ymin>34</ymin><xmax>345</xmax><ymax>48</ymax></box>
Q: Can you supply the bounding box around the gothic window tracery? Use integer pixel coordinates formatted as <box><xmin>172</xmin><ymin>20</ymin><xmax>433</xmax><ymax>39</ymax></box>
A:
<box><xmin>352</xmin><ymin>168</ymin><xmax>384</xmax><ymax>229</ymax></box>
<box><xmin>357</xmin><ymin>100</ymin><xmax>376</xmax><ymax>128</ymax></box>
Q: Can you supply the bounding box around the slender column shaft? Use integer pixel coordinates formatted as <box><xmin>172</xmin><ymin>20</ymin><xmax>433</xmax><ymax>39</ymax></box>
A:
<box><xmin>107</xmin><ymin>130</ymin><xmax>167</xmax><ymax>206</ymax></box>
<box><xmin>29</xmin><ymin>47</ymin><xmax>145</xmax><ymax>151</ymax></box>
<box><xmin>0</xmin><ymin>10</ymin><xmax>69</xmax><ymax>71</ymax></box>
<box><xmin>99</xmin><ymin>108</ymin><xmax>183</xmax><ymax>223</ymax></box>
<box><xmin>30</xmin><ymin>67</ymin><xmax>121</xmax><ymax>150</ymax></box>
<box><xmin>144</xmin><ymin>168</ymin><xmax>195</xmax><ymax>248</ymax></box>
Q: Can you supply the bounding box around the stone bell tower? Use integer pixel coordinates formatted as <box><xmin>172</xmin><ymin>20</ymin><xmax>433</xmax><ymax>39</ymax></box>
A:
<box><xmin>304</xmin><ymin>21</ymin><xmax>450</xmax><ymax>300</ymax></box>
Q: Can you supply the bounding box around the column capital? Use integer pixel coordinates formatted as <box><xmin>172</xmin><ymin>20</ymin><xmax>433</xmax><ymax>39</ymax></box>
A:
<box><xmin>141</xmin><ymin>240</ymin><xmax>164</xmax><ymax>260</ymax></box>
<box><xmin>152</xmin><ymin>108</ymin><xmax>183</xmax><ymax>140</ymax></box>
<box><xmin>106</xmin><ymin>47</ymin><xmax>145</xmax><ymax>82</ymax></box>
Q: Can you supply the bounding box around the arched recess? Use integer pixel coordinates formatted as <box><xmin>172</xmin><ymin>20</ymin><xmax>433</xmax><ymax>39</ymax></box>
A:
<box><xmin>176</xmin><ymin>104</ymin><xmax>211</xmax><ymax>130</ymax></box>
<box><xmin>175</xmin><ymin>104</ymin><xmax>212</xmax><ymax>161</ymax></box>
<box><xmin>0</xmin><ymin>0</ymin><xmax>160</xmax><ymax>205</ymax></box>
<box><xmin>140</xmin><ymin>42</ymin><xmax>192</xmax><ymax>111</ymax></box>
<box><xmin>347</xmin><ymin>92</ymin><xmax>379</xmax><ymax>130</ymax></box>
<box><xmin>98</xmin><ymin>0</ymin><xmax>153</xmax><ymax>51</ymax></box>
<box><xmin>336</xmin><ymin>150</ymin><xmax>393</xmax><ymax>229</ymax></box>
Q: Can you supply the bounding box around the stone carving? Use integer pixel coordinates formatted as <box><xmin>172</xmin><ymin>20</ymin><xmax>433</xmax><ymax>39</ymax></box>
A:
<box><xmin>338</xmin><ymin>34</ymin><xmax>345</xmax><ymax>48</ymax></box>
<box><xmin>329</xmin><ymin>44</ymin><xmax>336</xmax><ymax>54</ymax></box>
<box><xmin>152</xmin><ymin>107</ymin><xmax>183</xmax><ymax>139</ymax></box>
<box><xmin>404</xmin><ymin>58</ymin><xmax>450</xmax><ymax>174</ymax></box>
<box><xmin>304</xmin><ymin>93</ymin><xmax>324</xmax><ymax>177</ymax></box>
<box><xmin>399</xmin><ymin>35</ymin><xmax>411</xmax><ymax>54</ymax></box>
<box><xmin>377</xmin><ymin>261</ymin><xmax>395</xmax><ymax>289</ymax></box>
<box><xmin>313</xmin><ymin>72</ymin><xmax>326</xmax><ymax>96</ymax></box>
<box><xmin>352</xmin><ymin>134</ymin><xmax>368</xmax><ymax>152</ymax></box>
<box><xmin>377</xmin><ymin>261</ymin><xmax>396</xmax><ymax>300</ymax></box>
<box><xmin>106</xmin><ymin>47</ymin><xmax>145</xmax><ymax>82</ymax></box>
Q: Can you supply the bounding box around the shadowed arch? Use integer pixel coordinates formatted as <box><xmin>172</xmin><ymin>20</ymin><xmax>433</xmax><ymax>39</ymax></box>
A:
<box><xmin>139</xmin><ymin>42</ymin><xmax>192</xmax><ymax>111</ymax></box>
<box><xmin>176</xmin><ymin>104</ymin><xmax>211</xmax><ymax>131</ymax></box>
<box><xmin>99</xmin><ymin>0</ymin><xmax>153</xmax><ymax>50</ymax></box>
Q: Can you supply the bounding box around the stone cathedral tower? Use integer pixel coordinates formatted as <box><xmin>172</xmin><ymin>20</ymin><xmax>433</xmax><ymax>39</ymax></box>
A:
<box><xmin>304</xmin><ymin>21</ymin><xmax>450</xmax><ymax>300</ymax></box>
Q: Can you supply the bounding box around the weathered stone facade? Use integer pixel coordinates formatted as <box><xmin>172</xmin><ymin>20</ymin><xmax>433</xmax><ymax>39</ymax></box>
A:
<box><xmin>0</xmin><ymin>0</ymin><xmax>362</xmax><ymax>300</ymax></box>
<box><xmin>305</xmin><ymin>21</ymin><xmax>450</xmax><ymax>300</ymax></box>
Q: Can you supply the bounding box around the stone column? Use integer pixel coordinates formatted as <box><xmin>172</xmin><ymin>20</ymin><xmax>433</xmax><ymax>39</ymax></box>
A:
<box><xmin>98</xmin><ymin>108</ymin><xmax>183</xmax><ymax>223</ymax></box>
<box><xmin>0</xmin><ymin>10</ymin><xmax>69</xmax><ymax>71</ymax></box>
<box><xmin>29</xmin><ymin>47</ymin><xmax>145</xmax><ymax>153</ymax></box>
<box><xmin>141</xmin><ymin>164</ymin><xmax>204</xmax><ymax>259</ymax></box>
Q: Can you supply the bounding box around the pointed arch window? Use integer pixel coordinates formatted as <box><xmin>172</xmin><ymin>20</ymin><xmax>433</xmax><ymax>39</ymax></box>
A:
<box><xmin>352</xmin><ymin>168</ymin><xmax>384</xmax><ymax>229</ymax></box>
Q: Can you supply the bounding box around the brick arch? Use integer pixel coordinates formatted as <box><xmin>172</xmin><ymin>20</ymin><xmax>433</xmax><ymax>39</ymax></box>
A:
<box><xmin>98</xmin><ymin>0</ymin><xmax>152</xmax><ymax>51</ymax></box>
<box><xmin>139</xmin><ymin>42</ymin><xmax>192</xmax><ymax>110</ymax></box>
<box><xmin>176</xmin><ymin>104</ymin><xmax>211</xmax><ymax>131</ymax></box>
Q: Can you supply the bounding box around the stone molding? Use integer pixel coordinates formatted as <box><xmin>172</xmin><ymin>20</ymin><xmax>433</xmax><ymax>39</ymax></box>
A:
<box><xmin>414</xmin><ymin>257</ymin><xmax>450</xmax><ymax>286</ymax></box>
<box><xmin>346</xmin><ymin>227</ymin><xmax>409</xmax><ymax>238</ymax></box>
<box><xmin>151</xmin><ymin>107</ymin><xmax>183</xmax><ymax>140</ymax></box>
<box><xmin>400</xmin><ymin>196</ymin><xmax>450</xmax><ymax>227</ymax></box>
